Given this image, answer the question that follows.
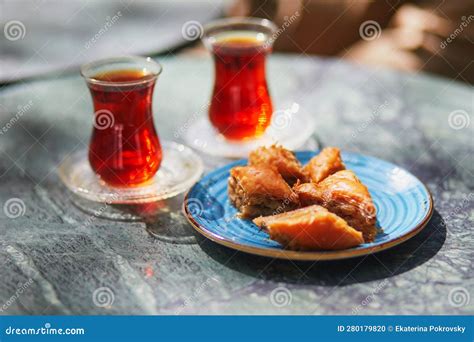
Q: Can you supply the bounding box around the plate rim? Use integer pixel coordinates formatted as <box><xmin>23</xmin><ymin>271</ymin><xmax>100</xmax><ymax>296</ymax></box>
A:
<box><xmin>184</xmin><ymin>151</ymin><xmax>434</xmax><ymax>261</ymax></box>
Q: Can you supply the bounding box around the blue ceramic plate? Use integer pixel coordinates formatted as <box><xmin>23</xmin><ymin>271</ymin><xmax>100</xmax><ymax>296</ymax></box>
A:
<box><xmin>184</xmin><ymin>151</ymin><xmax>433</xmax><ymax>260</ymax></box>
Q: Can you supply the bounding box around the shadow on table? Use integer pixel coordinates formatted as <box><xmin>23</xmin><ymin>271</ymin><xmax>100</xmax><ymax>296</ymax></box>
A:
<box><xmin>197</xmin><ymin>209</ymin><xmax>445</xmax><ymax>286</ymax></box>
<box><xmin>75</xmin><ymin>192</ymin><xmax>200</xmax><ymax>245</ymax></box>
<box><xmin>144</xmin><ymin>193</ymin><xmax>199</xmax><ymax>245</ymax></box>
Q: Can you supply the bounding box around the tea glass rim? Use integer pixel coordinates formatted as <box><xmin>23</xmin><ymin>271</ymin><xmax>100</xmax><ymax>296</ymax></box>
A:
<box><xmin>80</xmin><ymin>56</ymin><xmax>163</xmax><ymax>88</ymax></box>
<box><xmin>203</xmin><ymin>16</ymin><xmax>278</xmax><ymax>44</ymax></box>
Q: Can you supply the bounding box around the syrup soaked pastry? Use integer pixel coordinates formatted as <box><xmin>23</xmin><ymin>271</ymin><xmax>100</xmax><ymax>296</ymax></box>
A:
<box><xmin>228</xmin><ymin>166</ymin><xmax>299</xmax><ymax>219</ymax></box>
<box><xmin>305</xmin><ymin>147</ymin><xmax>345</xmax><ymax>183</ymax></box>
<box><xmin>295</xmin><ymin>170</ymin><xmax>377</xmax><ymax>242</ymax></box>
<box><xmin>248</xmin><ymin>145</ymin><xmax>307</xmax><ymax>185</ymax></box>
<box><xmin>253</xmin><ymin>205</ymin><xmax>364</xmax><ymax>250</ymax></box>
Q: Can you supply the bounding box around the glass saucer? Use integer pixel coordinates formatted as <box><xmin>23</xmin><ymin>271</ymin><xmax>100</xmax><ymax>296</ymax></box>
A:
<box><xmin>183</xmin><ymin>103</ymin><xmax>316</xmax><ymax>158</ymax></box>
<box><xmin>58</xmin><ymin>141</ymin><xmax>203</xmax><ymax>204</ymax></box>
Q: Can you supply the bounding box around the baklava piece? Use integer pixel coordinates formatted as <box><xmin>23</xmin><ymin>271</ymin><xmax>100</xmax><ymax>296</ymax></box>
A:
<box><xmin>248</xmin><ymin>145</ymin><xmax>307</xmax><ymax>185</ymax></box>
<box><xmin>228</xmin><ymin>166</ymin><xmax>299</xmax><ymax>219</ymax></box>
<box><xmin>304</xmin><ymin>147</ymin><xmax>345</xmax><ymax>183</ymax></box>
<box><xmin>295</xmin><ymin>170</ymin><xmax>377</xmax><ymax>242</ymax></box>
<box><xmin>253</xmin><ymin>205</ymin><xmax>364</xmax><ymax>250</ymax></box>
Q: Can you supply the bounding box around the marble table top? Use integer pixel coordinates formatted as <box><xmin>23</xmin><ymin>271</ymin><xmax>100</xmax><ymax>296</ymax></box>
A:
<box><xmin>0</xmin><ymin>55</ymin><xmax>472</xmax><ymax>315</ymax></box>
<box><xmin>0</xmin><ymin>0</ymin><xmax>225</xmax><ymax>82</ymax></box>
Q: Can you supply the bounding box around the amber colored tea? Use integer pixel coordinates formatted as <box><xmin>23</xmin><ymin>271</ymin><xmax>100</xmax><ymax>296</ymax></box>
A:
<box><xmin>209</xmin><ymin>34</ymin><xmax>273</xmax><ymax>140</ymax></box>
<box><xmin>87</xmin><ymin>69</ymin><xmax>162</xmax><ymax>186</ymax></box>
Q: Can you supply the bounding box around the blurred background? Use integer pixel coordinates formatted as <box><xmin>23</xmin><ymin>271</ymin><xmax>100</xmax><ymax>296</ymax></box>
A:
<box><xmin>1</xmin><ymin>0</ymin><xmax>473</xmax><ymax>85</ymax></box>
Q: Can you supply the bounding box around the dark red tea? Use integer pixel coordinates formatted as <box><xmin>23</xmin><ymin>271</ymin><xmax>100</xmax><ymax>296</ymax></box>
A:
<box><xmin>209</xmin><ymin>34</ymin><xmax>273</xmax><ymax>140</ymax></box>
<box><xmin>87</xmin><ymin>69</ymin><xmax>162</xmax><ymax>186</ymax></box>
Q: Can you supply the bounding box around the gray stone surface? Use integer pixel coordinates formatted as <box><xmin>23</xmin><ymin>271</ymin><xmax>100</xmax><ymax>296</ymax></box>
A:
<box><xmin>0</xmin><ymin>56</ymin><xmax>472</xmax><ymax>315</ymax></box>
<box><xmin>0</xmin><ymin>0</ymin><xmax>225</xmax><ymax>82</ymax></box>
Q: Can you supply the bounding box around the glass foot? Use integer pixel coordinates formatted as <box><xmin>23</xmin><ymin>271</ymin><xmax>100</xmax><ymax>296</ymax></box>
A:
<box><xmin>184</xmin><ymin>103</ymin><xmax>316</xmax><ymax>158</ymax></box>
<box><xmin>58</xmin><ymin>141</ymin><xmax>203</xmax><ymax>204</ymax></box>
<box><xmin>71</xmin><ymin>192</ymin><xmax>198</xmax><ymax>243</ymax></box>
<box><xmin>71</xmin><ymin>195</ymin><xmax>165</xmax><ymax>221</ymax></box>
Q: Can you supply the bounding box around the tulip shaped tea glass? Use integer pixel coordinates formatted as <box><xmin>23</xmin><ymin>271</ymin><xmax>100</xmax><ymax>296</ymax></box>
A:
<box><xmin>58</xmin><ymin>56</ymin><xmax>203</xmax><ymax>212</ymax></box>
<box><xmin>204</xmin><ymin>17</ymin><xmax>277</xmax><ymax>140</ymax></box>
<box><xmin>82</xmin><ymin>56</ymin><xmax>162</xmax><ymax>186</ymax></box>
<box><xmin>183</xmin><ymin>18</ymin><xmax>317</xmax><ymax>158</ymax></box>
